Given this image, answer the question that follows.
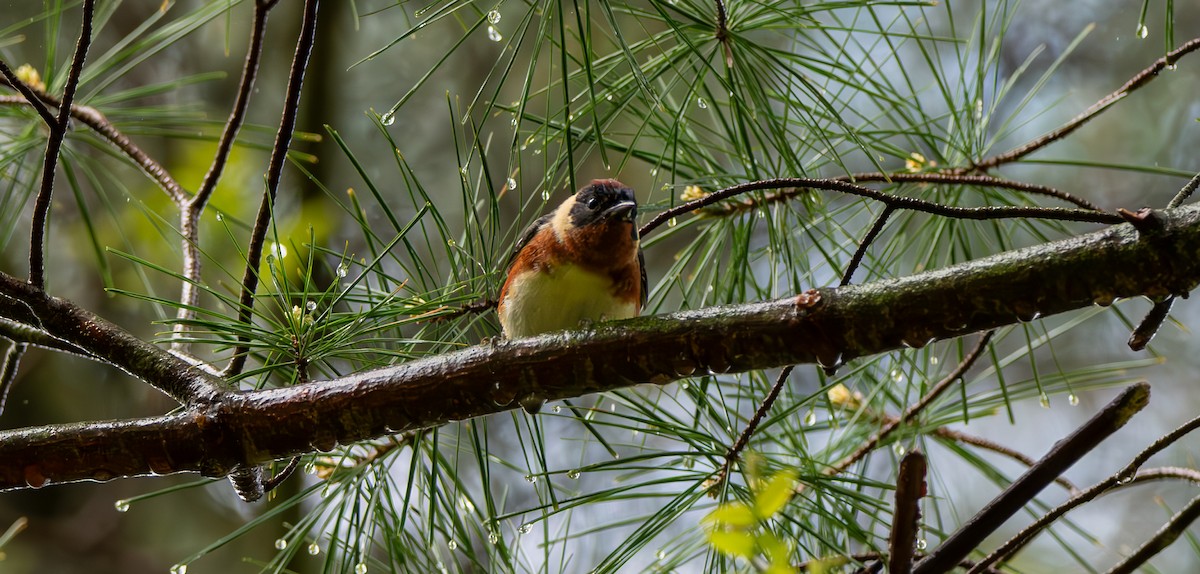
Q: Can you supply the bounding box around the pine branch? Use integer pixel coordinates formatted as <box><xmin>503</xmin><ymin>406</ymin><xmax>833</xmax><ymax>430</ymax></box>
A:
<box><xmin>3</xmin><ymin>203</ymin><xmax>1200</xmax><ymax>492</ymax></box>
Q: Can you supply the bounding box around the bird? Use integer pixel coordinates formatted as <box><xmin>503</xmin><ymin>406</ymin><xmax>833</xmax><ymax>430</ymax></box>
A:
<box><xmin>497</xmin><ymin>179</ymin><xmax>647</xmax><ymax>339</ymax></box>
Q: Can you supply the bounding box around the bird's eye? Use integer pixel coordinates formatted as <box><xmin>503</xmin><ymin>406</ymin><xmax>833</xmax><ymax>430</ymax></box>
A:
<box><xmin>585</xmin><ymin>196</ymin><xmax>602</xmax><ymax>209</ymax></box>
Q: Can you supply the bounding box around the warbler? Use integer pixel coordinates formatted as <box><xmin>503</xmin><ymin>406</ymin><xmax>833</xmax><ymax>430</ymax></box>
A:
<box><xmin>498</xmin><ymin>179</ymin><xmax>647</xmax><ymax>338</ymax></box>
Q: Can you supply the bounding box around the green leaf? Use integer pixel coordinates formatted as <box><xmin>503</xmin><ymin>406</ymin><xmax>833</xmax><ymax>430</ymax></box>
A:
<box><xmin>754</xmin><ymin>469</ymin><xmax>798</xmax><ymax>519</ymax></box>
<box><xmin>703</xmin><ymin>502</ymin><xmax>757</xmax><ymax>528</ymax></box>
<box><xmin>706</xmin><ymin>529</ymin><xmax>757</xmax><ymax>560</ymax></box>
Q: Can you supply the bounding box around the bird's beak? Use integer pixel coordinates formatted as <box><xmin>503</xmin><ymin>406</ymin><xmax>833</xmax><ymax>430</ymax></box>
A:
<box><xmin>604</xmin><ymin>200</ymin><xmax>637</xmax><ymax>222</ymax></box>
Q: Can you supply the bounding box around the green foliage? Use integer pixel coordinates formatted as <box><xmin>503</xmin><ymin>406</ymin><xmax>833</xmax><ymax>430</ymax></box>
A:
<box><xmin>0</xmin><ymin>1</ymin><xmax>1191</xmax><ymax>573</ymax></box>
<box><xmin>703</xmin><ymin>465</ymin><xmax>800</xmax><ymax>573</ymax></box>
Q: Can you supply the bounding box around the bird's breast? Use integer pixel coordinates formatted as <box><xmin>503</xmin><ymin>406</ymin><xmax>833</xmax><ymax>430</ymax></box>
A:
<box><xmin>499</xmin><ymin>262</ymin><xmax>639</xmax><ymax>338</ymax></box>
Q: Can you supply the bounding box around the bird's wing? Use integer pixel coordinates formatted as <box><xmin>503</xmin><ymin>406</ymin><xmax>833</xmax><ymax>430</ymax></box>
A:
<box><xmin>503</xmin><ymin>212</ymin><xmax>554</xmax><ymax>273</ymax></box>
<box><xmin>638</xmin><ymin>248</ymin><xmax>647</xmax><ymax>311</ymax></box>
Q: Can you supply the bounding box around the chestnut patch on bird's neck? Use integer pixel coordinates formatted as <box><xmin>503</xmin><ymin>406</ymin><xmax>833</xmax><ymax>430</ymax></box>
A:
<box><xmin>559</xmin><ymin>219</ymin><xmax>639</xmax><ymax>272</ymax></box>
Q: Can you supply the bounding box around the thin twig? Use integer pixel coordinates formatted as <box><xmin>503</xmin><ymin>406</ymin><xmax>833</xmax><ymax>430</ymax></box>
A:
<box><xmin>932</xmin><ymin>426</ymin><xmax>1078</xmax><ymax>494</ymax></box>
<box><xmin>971</xmin><ymin>37</ymin><xmax>1200</xmax><ymax>171</ymax></box>
<box><xmin>1104</xmin><ymin>493</ymin><xmax>1200</xmax><ymax>574</ymax></box>
<box><xmin>913</xmin><ymin>383</ymin><xmax>1151</xmax><ymax>574</ymax></box>
<box><xmin>824</xmin><ymin>331</ymin><xmax>994</xmax><ymax>478</ymax></box>
<box><xmin>0</xmin><ymin>95</ymin><xmax>187</xmax><ymax>202</ymax></box>
<box><xmin>969</xmin><ymin>467</ymin><xmax>1200</xmax><ymax>574</ymax></box>
<box><xmin>713</xmin><ymin>0</ymin><xmax>733</xmax><ymax>67</ymax></box>
<box><xmin>972</xmin><ymin>411</ymin><xmax>1200</xmax><ymax>572</ymax></box>
<box><xmin>260</xmin><ymin>456</ymin><xmax>302</xmax><ymax>493</ymax></box>
<box><xmin>431</xmin><ymin>299</ymin><xmax>500</xmax><ymax>322</ymax></box>
<box><xmin>847</xmin><ymin>172</ymin><xmax>1102</xmax><ymax>211</ymax></box>
<box><xmin>717</xmin><ymin>365</ymin><xmax>794</xmax><ymax>483</ymax></box>
<box><xmin>888</xmin><ymin>450</ymin><xmax>926</xmax><ymax>574</ymax></box>
<box><xmin>1128</xmin><ymin>298</ymin><xmax>1173</xmax><ymax>351</ymax></box>
<box><xmin>0</xmin><ymin>62</ymin><xmax>57</xmax><ymax>126</ymax></box>
<box><xmin>225</xmin><ymin>0</ymin><xmax>321</xmax><ymax>377</ymax></box>
<box><xmin>28</xmin><ymin>0</ymin><xmax>96</xmax><ymax>288</ymax></box>
<box><xmin>840</xmin><ymin>206</ymin><xmax>895</xmax><ymax>286</ymax></box>
<box><xmin>1168</xmin><ymin>170</ymin><xmax>1200</xmax><ymax>209</ymax></box>
<box><xmin>174</xmin><ymin>0</ymin><xmax>277</xmax><ymax>351</ymax></box>
<box><xmin>640</xmin><ymin>178</ymin><xmax>1121</xmax><ymax>237</ymax></box>
<box><xmin>0</xmin><ymin>340</ymin><xmax>25</xmax><ymax>417</ymax></box>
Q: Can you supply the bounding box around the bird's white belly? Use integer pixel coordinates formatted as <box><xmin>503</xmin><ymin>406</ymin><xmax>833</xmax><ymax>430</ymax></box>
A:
<box><xmin>500</xmin><ymin>263</ymin><xmax>637</xmax><ymax>337</ymax></box>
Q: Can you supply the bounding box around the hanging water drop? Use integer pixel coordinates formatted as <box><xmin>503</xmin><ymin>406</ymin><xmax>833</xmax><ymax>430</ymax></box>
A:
<box><xmin>275</xmin><ymin>538</ymin><xmax>288</xmax><ymax>550</ymax></box>
<box><xmin>552</xmin><ymin>405</ymin><xmax>561</xmax><ymax>413</ymax></box>
<box><xmin>169</xmin><ymin>565</ymin><xmax>188</xmax><ymax>574</ymax></box>
<box><xmin>524</xmin><ymin>474</ymin><xmax>538</xmax><ymax>483</ymax></box>
<box><xmin>447</xmin><ymin>540</ymin><xmax>457</xmax><ymax>550</ymax></box>
<box><xmin>487</xmin><ymin>26</ymin><xmax>503</xmax><ymax>42</ymax></box>
<box><xmin>1039</xmin><ymin>393</ymin><xmax>1050</xmax><ymax>408</ymax></box>
<box><xmin>667</xmin><ymin>217</ymin><xmax>677</xmax><ymax>228</ymax></box>
<box><xmin>487</xmin><ymin>9</ymin><xmax>501</xmax><ymax>23</ymax></box>
<box><xmin>114</xmin><ymin>499</ymin><xmax>130</xmax><ymax>512</ymax></box>
<box><xmin>893</xmin><ymin>443</ymin><xmax>906</xmax><ymax>456</ymax></box>
<box><xmin>488</xmin><ymin>531</ymin><xmax>499</xmax><ymax>544</ymax></box>
<box><xmin>803</xmin><ymin>409</ymin><xmax>817</xmax><ymax>426</ymax></box>
<box><xmin>518</xmin><ymin>523</ymin><xmax>533</xmax><ymax>534</ymax></box>
<box><xmin>305</xmin><ymin>300</ymin><xmax>317</xmax><ymax>312</ymax></box>
<box><xmin>355</xmin><ymin>564</ymin><xmax>368</xmax><ymax>574</ymax></box>
<box><xmin>308</xmin><ymin>542</ymin><xmax>321</xmax><ymax>555</ymax></box>
<box><xmin>541</xmin><ymin>190</ymin><xmax>551</xmax><ymax>201</ymax></box>
<box><xmin>506</xmin><ymin>177</ymin><xmax>517</xmax><ymax>190</ymax></box>
<box><xmin>1068</xmin><ymin>393</ymin><xmax>1080</xmax><ymax>406</ymax></box>
<box><xmin>567</xmin><ymin>469</ymin><xmax>581</xmax><ymax>479</ymax></box>
<box><xmin>916</xmin><ymin>538</ymin><xmax>927</xmax><ymax>550</ymax></box>
<box><xmin>697</xmin><ymin>97</ymin><xmax>708</xmax><ymax>109</ymax></box>
<box><xmin>1136</xmin><ymin>24</ymin><xmax>1149</xmax><ymax>39</ymax></box>
<box><xmin>381</xmin><ymin>112</ymin><xmax>395</xmax><ymax>126</ymax></box>
<box><xmin>336</xmin><ymin>264</ymin><xmax>348</xmax><ymax>278</ymax></box>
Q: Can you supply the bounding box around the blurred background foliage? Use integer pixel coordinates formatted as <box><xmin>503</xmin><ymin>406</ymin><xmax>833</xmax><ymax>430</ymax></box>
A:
<box><xmin>0</xmin><ymin>0</ymin><xmax>1198</xmax><ymax>572</ymax></box>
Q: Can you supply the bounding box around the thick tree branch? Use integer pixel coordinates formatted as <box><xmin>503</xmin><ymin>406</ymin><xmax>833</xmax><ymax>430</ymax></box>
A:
<box><xmin>2</xmin><ymin>204</ymin><xmax>1200</xmax><ymax>491</ymax></box>
<box><xmin>0</xmin><ymin>273</ymin><xmax>221</xmax><ymax>404</ymax></box>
